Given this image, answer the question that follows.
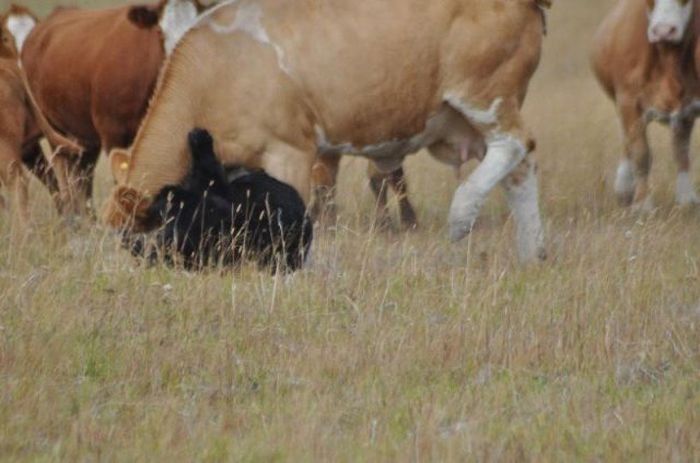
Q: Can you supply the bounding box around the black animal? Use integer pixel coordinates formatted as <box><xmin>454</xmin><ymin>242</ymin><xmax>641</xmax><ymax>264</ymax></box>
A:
<box><xmin>126</xmin><ymin>128</ymin><xmax>312</xmax><ymax>271</ymax></box>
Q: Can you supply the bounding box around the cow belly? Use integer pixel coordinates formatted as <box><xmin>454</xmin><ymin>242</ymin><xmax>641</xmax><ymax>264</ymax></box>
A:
<box><xmin>315</xmin><ymin>105</ymin><xmax>484</xmax><ymax>170</ymax></box>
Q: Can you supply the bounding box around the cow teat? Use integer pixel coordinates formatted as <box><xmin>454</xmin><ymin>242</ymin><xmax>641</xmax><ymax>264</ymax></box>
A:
<box><xmin>647</xmin><ymin>0</ymin><xmax>693</xmax><ymax>43</ymax></box>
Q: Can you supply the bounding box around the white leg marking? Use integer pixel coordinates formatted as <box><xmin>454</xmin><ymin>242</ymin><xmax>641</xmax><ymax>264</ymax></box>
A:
<box><xmin>676</xmin><ymin>171</ymin><xmax>699</xmax><ymax>205</ymax></box>
<box><xmin>448</xmin><ymin>134</ymin><xmax>527</xmax><ymax>241</ymax></box>
<box><xmin>504</xmin><ymin>164</ymin><xmax>545</xmax><ymax>262</ymax></box>
<box><xmin>614</xmin><ymin>159</ymin><xmax>636</xmax><ymax>198</ymax></box>
<box><xmin>6</xmin><ymin>14</ymin><xmax>36</xmax><ymax>54</ymax></box>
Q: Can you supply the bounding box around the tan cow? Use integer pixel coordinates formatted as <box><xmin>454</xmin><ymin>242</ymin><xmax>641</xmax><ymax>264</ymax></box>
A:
<box><xmin>592</xmin><ymin>0</ymin><xmax>700</xmax><ymax>208</ymax></box>
<box><xmin>104</xmin><ymin>0</ymin><xmax>550</xmax><ymax>262</ymax></box>
<box><xmin>0</xmin><ymin>6</ymin><xmax>82</xmax><ymax>224</ymax></box>
<box><xmin>20</xmin><ymin>0</ymin><xmax>205</xmax><ymax>216</ymax></box>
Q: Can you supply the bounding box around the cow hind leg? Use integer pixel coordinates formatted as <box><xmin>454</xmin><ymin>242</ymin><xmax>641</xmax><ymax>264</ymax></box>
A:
<box><xmin>502</xmin><ymin>158</ymin><xmax>546</xmax><ymax>262</ymax></box>
<box><xmin>672</xmin><ymin>117</ymin><xmax>699</xmax><ymax>205</ymax></box>
<box><xmin>615</xmin><ymin>99</ymin><xmax>652</xmax><ymax>208</ymax></box>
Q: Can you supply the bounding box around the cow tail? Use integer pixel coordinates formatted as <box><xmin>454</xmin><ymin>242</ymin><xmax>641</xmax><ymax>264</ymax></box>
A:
<box><xmin>18</xmin><ymin>63</ymin><xmax>84</xmax><ymax>156</ymax></box>
<box><xmin>532</xmin><ymin>0</ymin><xmax>551</xmax><ymax>35</ymax></box>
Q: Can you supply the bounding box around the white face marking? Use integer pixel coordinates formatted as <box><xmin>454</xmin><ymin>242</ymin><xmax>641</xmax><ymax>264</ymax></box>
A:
<box><xmin>614</xmin><ymin>159</ymin><xmax>636</xmax><ymax>198</ymax></box>
<box><xmin>6</xmin><ymin>14</ymin><xmax>36</xmax><ymax>54</ymax></box>
<box><xmin>159</xmin><ymin>0</ymin><xmax>200</xmax><ymax>56</ymax></box>
<box><xmin>647</xmin><ymin>0</ymin><xmax>692</xmax><ymax>43</ymax></box>
<box><xmin>209</xmin><ymin>3</ymin><xmax>292</xmax><ymax>75</ymax></box>
<box><xmin>449</xmin><ymin>134</ymin><xmax>528</xmax><ymax>242</ymax></box>
<box><xmin>444</xmin><ymin>93</ymin><xmax>503</xmax><ymax>127</ymax></box>
<box><xmin>504</xmin><ymin>162</ymin><xmax>545</xmax><ymax>262</ymax></box>
<box><xmin>676</xmin><ymin>171</ymin><xmax>699</xmax><ymax>204</ymax></box>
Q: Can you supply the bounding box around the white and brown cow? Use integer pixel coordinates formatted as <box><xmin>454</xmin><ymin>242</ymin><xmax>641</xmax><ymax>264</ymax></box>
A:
<box><xmin>19</xmin><ymin>0</ymin><xmax>205</xmax><ymax>216</ymax></box>
<box><xmin>104</xmin><ymin>0</ymin><xmax>550</xmax><ymax>262</ymax></box>
<box><xmin>592</xmin><ymin>0</ymin><xmax>700</xmax><ymax>208</ymax></box>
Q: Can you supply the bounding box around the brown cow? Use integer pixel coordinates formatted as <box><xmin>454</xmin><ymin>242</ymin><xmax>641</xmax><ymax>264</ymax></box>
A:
<box><xmin>592</xmin><ymin>0</ymin><xmax>700</xmax><ymax>209</ymax></box>
<box><xmin>0</xmin><ymin>6</ymin><xmax>82</xmax><ymax>224</ymax></box>
<box><xmin>20</xmin><ymin>0</ymin><xmax>206</xmax><ymax>216</ymax></box>
<box><xmin>104</xmin><ymin>0</ymin><xmax>549</xmax><ymax>262</ymax></box>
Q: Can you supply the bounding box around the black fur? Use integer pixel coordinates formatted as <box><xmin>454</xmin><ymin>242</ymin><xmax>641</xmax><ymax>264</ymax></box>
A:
<box><xmin>125</xmin><ymin>128</ymin><xmax>312</xmax><ymax>271</ymax></box>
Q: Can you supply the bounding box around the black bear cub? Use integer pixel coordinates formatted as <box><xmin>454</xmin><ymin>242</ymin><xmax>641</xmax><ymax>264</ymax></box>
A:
<box><xmin>127</xmin><ymin>128</ymin><xmax>312</xmax><ymax>271</ymax></box>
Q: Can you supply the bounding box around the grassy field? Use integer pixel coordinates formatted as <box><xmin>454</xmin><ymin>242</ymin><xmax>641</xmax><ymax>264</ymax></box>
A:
<box><xmin>1</xmin><ymin>0</ymin><xmax>699</xmax><ymax>461</ymax></box>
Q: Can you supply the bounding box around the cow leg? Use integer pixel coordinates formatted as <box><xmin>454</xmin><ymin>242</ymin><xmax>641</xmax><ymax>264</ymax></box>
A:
<box><xmin>449</xmin><ymin>133</ymin><xmax>532</xmax><ymax>233</ymax></box>
<box><xmin>615</xmin><ymin>100</ymin><xmax>651</xmax><ymax>208</ymax></box>
<box><xmin>22</xmin><ymin>140</ymin><xmax>62</xmax><ymax>211</ymax></box>
<box><xmin>75</xmin><ymin>148</ymin><xmax>100</xmax><ymax>217</ymax></box>
<box><xmin>367</xmin><ymin>161</ymin><xmax>393</xmax><ymax>230</ymax></box>
<box><xmin>310</xmin><ymin>153</ymin><xmax>341</xmax><ymax>223</ymax></box>
<box><xmin>389</xmin><ymin>167</ymin><xmax>418</xmax><ymax>230</ymax></box>
<box><xmin>48</xmin><ymin>146</ymin><xmax>99</xmax><ymax>219</ymax></box>
<box><xmin>0</xmin><ymin>145</ymin><xmax>30</xmax><ymax>227</ymax></box>
<box><xmin>262</xmin><ymin>142</ymin><xmax>313</xmax><ymax>207</ymax></box>
<box><xmin>368</xmin><ymin>162</ymin><xmax>418</xmax><ymax>230</ymax></box>
<box><xmin>672</xmin><ymin>117</ymin><xmax>699</xmax><ymax>205</ymax></box>
<box><xmin>502</xmin><ymin>157</ymin><xmax>546</xmax><ymax>261</ymax></box>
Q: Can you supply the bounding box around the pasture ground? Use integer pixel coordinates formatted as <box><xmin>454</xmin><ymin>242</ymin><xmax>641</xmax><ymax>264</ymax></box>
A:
<box><xmin>1</xmin><ymin>0</ymin><xmax>699</xmax><ymax>460</ymax></box>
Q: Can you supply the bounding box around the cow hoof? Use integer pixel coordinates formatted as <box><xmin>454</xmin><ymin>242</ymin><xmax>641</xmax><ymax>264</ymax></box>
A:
<box><xmin>399</xmin><ymin>209</ymin><xmax>419</xmax><ymax>231</ymax></box>
<box><xmin>449</xmin><ymin>219</ymin><xmax>472</xmax><ymax>242</ymax></box>
<box><xmin>676</xmin><ymin>189</ymin><xmax>700</xmax><ymax>206</ymax></box>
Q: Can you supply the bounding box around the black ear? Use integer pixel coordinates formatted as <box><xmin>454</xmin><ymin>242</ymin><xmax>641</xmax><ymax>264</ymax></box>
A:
<box><xmin>128</xmin><ymin>5</ymin><xmax>160</xmax><ymax>29</ymax></box>
<box><xmin>188</xmin><ymin>128</ymin><xmax>214</xmax><ymax>157</ymax></box>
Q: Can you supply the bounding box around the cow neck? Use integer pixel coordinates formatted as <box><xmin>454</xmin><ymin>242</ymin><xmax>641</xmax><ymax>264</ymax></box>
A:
<box><xmin>125</xmin><ymin>52</ymin><xmax>196</xmax><ymax>197</ymax></box>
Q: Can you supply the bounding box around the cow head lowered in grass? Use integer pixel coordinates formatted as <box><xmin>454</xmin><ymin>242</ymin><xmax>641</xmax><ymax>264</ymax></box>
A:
<box><xmin>123</xmin><ymin>128</ymin><xmax>313</xmax><ymax>272</ymax></box>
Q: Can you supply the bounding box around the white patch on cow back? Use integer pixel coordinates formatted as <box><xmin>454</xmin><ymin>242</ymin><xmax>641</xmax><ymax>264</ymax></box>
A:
<box><xmin>444</xmin><ymin>93</ymin><xmax>502</xmax><ymax>127</ymax></box>
<box><xmin>209</xmin><ymin>3</ymin><xmax>292</xmax><ymax>75</ymax></box>
<box><xmin>6</xmin><ymin>14</ymin><xmax>36</xmax><ymax>54</ymax></box>
<box><xmin>159</xmin><ymin>0</ymin><xmax>200</xmax><ymax>56</ymax></box>
<box><xmin>449</xmin><ymin>134</ymin><xmax>528</xmax><ymax>241</ymax></box>
<box><xmin>647</xmin><ymin>0</ymin><xmax>692</xmax><ymax>43</ymax></box>
<box><xmin>676</xmin><ymin>171</ymin><xmax>700</xmax><ymax>204</ymax></box>
<box><xmin>614</xmin><ymin>158</ymin><xmax>636</xmax><ymax>197</ymax></box>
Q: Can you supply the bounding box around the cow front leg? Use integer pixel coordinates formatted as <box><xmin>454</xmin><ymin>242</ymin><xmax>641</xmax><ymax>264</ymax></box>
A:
<box><xmin>503</xmin><ymin>158</ymin><xmax>546</xmax><ymax>262</ymax></box>
<box><xmin>448</xmin><ymin>133</ymin><xmax>530</xmax><ymax>240</ymax></box>
<box><xmin>262</xmin><ymin>142</ymin><xmax>313</xmax><ymax>207</ymax></box>
<box><xmin>672</xmin><ymin>117</ymin><xmax>699</xmax><ymax>205</ymax></box>
<box><xmin>615</xmin><ymin>100</ymin><xmax>652</xmax><ymax>208</ymax></box>
<box><xmin>310</xmin><ymin>153</ymin><xmax>340</xmax><ymax>223</ymax></box>
<box><xmin>0</xmin><ymin>152</ymin><xmax>30</xmax><ymax>228</ymax></box>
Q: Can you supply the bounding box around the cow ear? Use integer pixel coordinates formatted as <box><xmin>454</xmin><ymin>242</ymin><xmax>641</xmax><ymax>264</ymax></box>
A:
<box><xmin>109</xmin><ymin>149</ymin><xmax>131</xmax><ymax>184</ymax></box>
<box><xmin>128</xmin><ymin>5</ymin><xmax>160</xmax><ymax>29</ymax></box>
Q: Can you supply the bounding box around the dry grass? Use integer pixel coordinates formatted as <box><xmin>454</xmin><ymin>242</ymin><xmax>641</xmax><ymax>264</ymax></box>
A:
<box><xmin>1</xmin><ymin>0</ymin><xmax>699</xmax><ymax>461</ymax></box>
